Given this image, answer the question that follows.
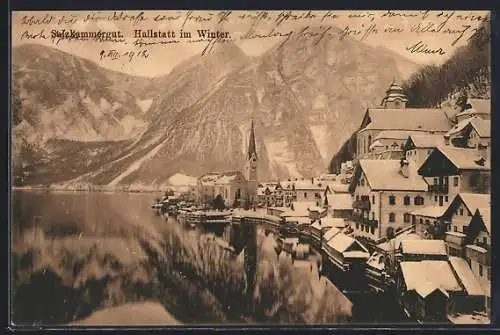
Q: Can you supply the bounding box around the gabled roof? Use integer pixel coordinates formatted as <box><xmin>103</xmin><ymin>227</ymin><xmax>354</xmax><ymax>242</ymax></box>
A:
<box><xmin>375</xmin><ymin>130</ymin><xmax>425</xmax><ymax>141</ymax></box>
<box><xmin>350</xmin><ymin>160</ymin><xmax>428</xmax><ymax>192</ymax></box>
<box><xmin>415</xmin><ymin>281</ymin><xmax>449</xmax><ymax>299</ymax></box>
<box><xmin>377</xmin><ymin>230</ymin><xmax>422</xmax><ymax>252</ymax></box>
<box><xmin>400</xmin><ymin>261</ymin><xmax>462</xmax><ymax>292</ymax></box>
<box><xmin>326</xmin><ymin>193</ymin><xmax>353</xmax><ymax>210</ymax></box>
<box><xmin>405</xmin><ymin>133</ymin><xmax>446</xmax><ymax>149</ymax></box>
<box><xmin>320</xmin><ymin>217</ymin><xmax>348</xmax><ymax>228</ymax></box>
<box><xmin>446</xmin><ymin>116</ymin><xmax>491</xmax><ymax>139</ymax></box>
<box><xmin>418</xmin><ymin>146</ymin><xmax>490</xmax><ymax>174</ymax></box>
<box><xmin>359</xmin><ymin>108</ymin><xmax>452</xmax><ymax>133</ymax></box>
<box><xmin>460</xmin><ymin>193</ymin><xmax>491</xmax><ymax>217</ymax></box>
<box><xmin>400</xmin><ymin>239</ymin><xmax>447</xmax><ymax>256</ymax></box>
<box><xmin>410</xmin><ymin>206</ymin><xmax>448</xmax><ymax>218</ymax></box>
<box><xmin>327</xmin><ymin>233</ymin><xmax>369</xmax><ymax>253</ymax></box>
<box><xmin>455</xmin><ymin>99</ymin><xmax>490</xmax><ymax>120</ymax></box>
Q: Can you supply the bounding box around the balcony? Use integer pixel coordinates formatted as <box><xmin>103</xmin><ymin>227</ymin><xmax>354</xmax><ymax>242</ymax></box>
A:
<box><xmin>353</xmin><ymin>199</ymin><xmax>371</xmax><ymax>210</ymax></box>
<box><xmin>428</xmin><ymin>184</ymin><xmax>449</xmax><ymax>193</ymax></box>
<box><xmin>351</xmin><ymin>212</ymin><xmax>378</xmax><ymax>227</ymax></box>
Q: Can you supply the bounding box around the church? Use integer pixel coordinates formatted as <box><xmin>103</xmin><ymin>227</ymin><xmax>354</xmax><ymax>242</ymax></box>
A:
<box><xmin>196</xmin><ymin>120</ymin><xmax>259</xmax><ymax>208</ymax></box>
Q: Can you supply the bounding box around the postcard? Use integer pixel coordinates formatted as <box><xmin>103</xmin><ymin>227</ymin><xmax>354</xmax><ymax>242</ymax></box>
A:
<box><xmin>10</xmin><ymin>10</ymin><xmax>491</xmax><ymax>327</ymax></box>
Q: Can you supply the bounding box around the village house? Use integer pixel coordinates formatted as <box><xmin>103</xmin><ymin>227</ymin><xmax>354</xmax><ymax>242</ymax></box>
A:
<box><xmin>349</xmin><ymin>159</ymin><xmax>429</xmax><ymax>242</ymax></box>
<box><xmin>442</xmin><ymin>193</ymin><xmax>490</xmax><ymax>257</ymax></box>
<box><xmin>294</xmin><ymin>179</ymin><xmax>326</xmax><ymax>205</ymax></box>
<box><xmin>368</xmin><ymin>130</ymin><xmax>426</xmax><ymax>159</ymax></box>
<box><xmin>398</xmin><ymin>239</ymin><xmax>448</xmax><ymax>262</ymax></box>
<box><xmin>464</xmin><ymin>207</ymin><xmax>491</xmax><ymax>315</ymax></box>
<box><xmin>411</xmin><ymin>206</ymin><xmax>448</xmax><ymax>240</ymax></box>
<box><xmin>322</xmin><ymin>232</ymin><xmax>370</xmax><ymax>272</ymax></box>
<box><xmin>396</xmin><ymin>260</ymin><xmax>462</xmax><ymax>322</ymax></box>
<box><xmin>445</xmin><ymin>116</ymin><xmax>491</xmax><ymax>151</ymax></box>
<box><xmin>417</xmin><ymin>146</ymin><xmax>491</xmax><ymax>208</ymax></box>
<box><xmin>325</xmin><ymin>193</ymin><xmax>353</xmax><ymax>219</ymax></box>
<box><xmin>338</xmin><ymin>161</ymin><xmax>354</xmax><ymax>184</ymax></box>
<box><xmin>404</xmin><ymin>133</ymin><xmax>446</xmax><ymax>175</ymax></box>
<box><xmin>356</xmin><ymin>81</ymin><xmax>452</xmax><ymax>160</ymax></box>
<box><xmin>453</xmin><ymin>99</ymin><xmax>491</xmax><ymax>123</ymax></box>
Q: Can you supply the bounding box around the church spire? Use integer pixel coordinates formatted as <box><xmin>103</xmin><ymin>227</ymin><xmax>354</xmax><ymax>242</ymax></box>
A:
<box><xmin>248</xmin><ymin>119</ymin><xmax>257</xmax><ymax>160</ymax></box>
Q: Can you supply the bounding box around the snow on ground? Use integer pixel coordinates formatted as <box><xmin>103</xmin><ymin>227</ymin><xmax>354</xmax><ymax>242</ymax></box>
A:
<box><xmin>309</xmin><ymin>124</ymin><xmax>330</xmax><ymax>163</ymax></box>
<box><xmin>71</xmin><ymin>302</ymin><xmax>180</xmax><ymax>325</ymax></box>
<box><xmin>107</xmin><ymin>135</ymin><xmax>171</xmax><ymax>186</ymax></box>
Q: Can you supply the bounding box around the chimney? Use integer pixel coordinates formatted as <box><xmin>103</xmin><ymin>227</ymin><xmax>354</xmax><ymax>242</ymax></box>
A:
<box><xmin>400</xmin><ymin>158</ymin><xmax>409</xmax><ymax>178</ymax></box>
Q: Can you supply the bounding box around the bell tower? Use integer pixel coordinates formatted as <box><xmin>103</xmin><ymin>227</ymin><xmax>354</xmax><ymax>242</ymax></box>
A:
<box><xmin>245</xmin><ymin>120</ymin><xmax>258</xmax><ymax>202</ymax></box>
<box><xmin>381</xmin><ymin>79</ymin><xmax>408</xmax><ymax>109</ymax></box>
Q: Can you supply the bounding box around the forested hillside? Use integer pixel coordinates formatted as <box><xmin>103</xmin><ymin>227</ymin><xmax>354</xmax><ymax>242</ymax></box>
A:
<box><xmin>329</xmin><ymin>20</ymin><xmax>491</xmax><ymax>174</ymax></box>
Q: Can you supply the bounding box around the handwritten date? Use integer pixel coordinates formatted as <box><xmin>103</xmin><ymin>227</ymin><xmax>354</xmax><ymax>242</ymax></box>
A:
<box><xmin>99</xmin><ymin>49</ymin><xmax>149</xmax><ymax>62</ymax></box>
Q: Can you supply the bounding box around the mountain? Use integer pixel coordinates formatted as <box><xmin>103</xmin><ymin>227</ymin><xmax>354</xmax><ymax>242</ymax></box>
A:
<box><xmin>13</xmin><ymin>31</ymin><xmax>421</xmax><ymax>187</ymax></box>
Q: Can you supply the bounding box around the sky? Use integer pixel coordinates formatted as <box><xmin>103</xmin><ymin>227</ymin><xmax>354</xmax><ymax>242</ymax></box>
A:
<box><xmin>11</xmin><ymin>10</ymin><xmax>490</xmax><ymax>77</ymax></box>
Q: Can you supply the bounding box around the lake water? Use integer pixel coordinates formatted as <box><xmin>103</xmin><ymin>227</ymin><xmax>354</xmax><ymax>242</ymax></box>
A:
<box><xmin>11</xmin><ymin>190</ymin><xmax>405</xmax><ymax>326</ymax></box>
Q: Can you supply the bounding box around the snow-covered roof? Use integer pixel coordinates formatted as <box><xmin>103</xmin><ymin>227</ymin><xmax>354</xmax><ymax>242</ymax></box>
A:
<box><xmin>323</xmin><ymin>227</ymin><xmax>341</xmax><ymax>242</ymax></box>
<box><xmin>445</xmin><ymin>231</ymin><xmax>466</xmax><ymax>238</ymax></box>
<box><xmin>361</xmin><ymin>108</ymin><xmax>452</xmax><ymax>132</ymax></box>
<box><xmin>459</xmin><ymin>193</ymin><xmax>491</xmax><ymax>218</ymax></box>
<box><xmin>285</xmin><ymin>216</ymin><xmax>311</xmax><ymax>224</ymax></box>
<box><xmin>327</xmin><ymin>233</ymin><xmax>368</xmax><ymax>253</ymax></box>
<box><xmin>326</xmin><ymin>194</ymin><xmax>353</xmax><ymax>210</ymax></box>
<box><xmin>308</xmin><ymin>205</ymin><xmax>327</xmax><ymax>213</ymax></box>
<box><xmin>377</xmin><ymin>230</ymin><xmax>422</xmax><ymax>252</ymax></box>
<box><xmin>465</xmin><ymin>244</ymin><xmax>488</xmax><ymax>253</ymax></box>
<box><xmin>375</xmin><ymin>130</ymin><xmax>424</xmax><ymax>141</ymax></box>
<box><xmin>406</xmin><ymin>133</ymin><xmax>446</xmax><ymax>149</ymax></box>
<box><xmin>357</xmin><ymin>159</ymin><xmax>428</xmax><ymax>191</ymax></box>
<box><xmin>329</xmin><ymin>183</ymin><xmax>350</xmax><ymax>193</ymax></box>
<box><xmin>449</xmin><ymin>256</ymin><xmax>485</xmax><ymax>296</ymax></box>
<box><xmin>411</xmin><ymin>206</ymin><xmax>447</xmax><ymax>218</ymax></box>
<box><xmin>433</xmin><ymin>146</ymin><xmax>490</xmax><ymax>170</ymax></box>
<box><xmin>280</xmin><ymin>210</ymin><xmax>308</xmax><ymax>218</ymax></box>
<box><xmin>415</xmin><ymin>281</ymin><xmax>449</xmax><ymax>299</ymax></box>
<box><xmin>321</xmin><ymin>217</ymin><xmax>347</xmax><ymax>228</ymax></box>
<box><xmin>343</xmin><ymin>250</ymin><xmax>370</xmax><ymax>259</ymax></box>
<box><xmin>400</xmin><ymin>260</ymin><xmax>462</xmax><ymax>292</ymax></box>
<box><xmin>366</xmin><ymin>252</ymin><xmax>385</xmax><ymax>270</ymax></box>
<box><xmin>400</xmin><ymin>239</ymin><xmax>447</xmax><ymax>256</ymax></box>
<box><xmin>446</xmin><ymin>116</ymin><xmax>490</xmax><ymax>138</ymax></box>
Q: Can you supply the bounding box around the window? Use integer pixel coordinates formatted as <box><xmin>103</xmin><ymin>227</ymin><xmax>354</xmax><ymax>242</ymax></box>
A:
<box><xmin>304</xmin><ymin>192</ymin><xmax>307</xmax><ymax>198</ymax></box>
<box><xmin>433</xmin><ymin>178</ymin><xmax>438</xmax><ymax>185</ymax></box>
<box><xmin>434</xmin><ymin>195</ymin><xmax>438</xmax><ymax>202</ymax></box>
<box><xmin>454</xmin><ymin>226</ymin><xmax>458</xmax><ymax>232</ymax></box>
<box><xmin>483</xmin><ymin>237</ymin><xmax>488</xmax><ymax>245</ymax></box>
<box><xmin>404</xmin><ymin>213</ymin><xmax>411</xmax><ymax>223</ymax></box>
<box><xmin>371</xmin><ymin>226</ymin><xmax>375</xmax><ymax>234</ymax></box>
<box><xmin>460</xmin><ymin>208</ymin><xmax>464</xmax><ymax>216</ymax></box>
<box><xmin>356</xmin><ymin>223</ymin><xmax>359</xmax><ymax>230</ymax></box>
<box><xmin>425</xmin><ymin>219</ymin><xmax>430</xmax><ymax>226</ymax></box>
<box><xmin>453</xmin><ymin>176</ymin><xmax>459</xmax><ymax>187</ymax></box>
<box><xmin>404</xmin><ymin>196</ymin><xmax>410</xmax><ymax>206</ymax></box>
<box><xmin>372</xmin><ymin>195</ymin><xmax>375</xmax><ymax>204</ymax></box>
<box><xmin>445</xmin><ymin>196</ymin><xmax>449</xmax><ymax>202</ymax></box>
<box><xmin>419</xmin><ymin>218</ymin><xmax>423</xmax><ymax>225</ymax></box>
<box><xmin>389</xmin><ymin>195</ymin><xmax>396</xmax><ymax>205</ymax></box>
<box><xmin>479</xmin><ymin>264</ymin><xmax>483</xmax><ymax>277</ymax></box>
<box><xmin>389</xmin><ymin>213</ymin><xmax>395</xmax><ymax>222</ymax></box>
<box><xmin>361</xmin><ymin>179</ymin><xmax>365</xmax><ymax>186</ymax></box>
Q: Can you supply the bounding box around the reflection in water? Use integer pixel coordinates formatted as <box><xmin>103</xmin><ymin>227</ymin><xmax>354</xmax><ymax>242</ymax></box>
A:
<box><xmin>11</xmin><ymin>191</ymin><xmax>353</xmax><ymax>326</ymax></box>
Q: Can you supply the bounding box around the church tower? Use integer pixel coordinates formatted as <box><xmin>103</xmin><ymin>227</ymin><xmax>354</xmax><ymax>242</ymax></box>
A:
<box><xmin>381</xmin><ymin>79</ymin><xmax>408</xmax><ymax>109</ymax></box>
<box><xmin>245</xmin><ymin>120</ymin><xmax>258</xmax><ymax>203</ymax></box>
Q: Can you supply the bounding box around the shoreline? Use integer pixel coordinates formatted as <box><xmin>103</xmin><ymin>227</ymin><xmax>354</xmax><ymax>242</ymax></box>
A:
<box><xmin>11</xmin><ymin>185</ymin><xmax>194</xmax><ymax>194</ymax></box>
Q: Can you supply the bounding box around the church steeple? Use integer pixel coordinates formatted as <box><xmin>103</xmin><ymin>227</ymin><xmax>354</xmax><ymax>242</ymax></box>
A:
<box><xmin>248</xmin><ymin>119</ymin><xmax>257</xmax><ymax>160</ymax></box>
<box><xmin>381</xmin><ymin>79</ymin><xmax>408</xmax><ymax>109</ymax></box>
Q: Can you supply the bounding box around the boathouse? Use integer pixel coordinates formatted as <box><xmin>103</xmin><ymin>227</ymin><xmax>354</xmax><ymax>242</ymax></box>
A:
<box><xmin>322</xmin><ymin>233</ymin><xmax>370</xmax><ymax>272</ymax></box>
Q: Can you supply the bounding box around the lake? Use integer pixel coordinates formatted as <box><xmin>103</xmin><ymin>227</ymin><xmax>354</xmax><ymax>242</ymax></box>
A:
<box><xmin>11</xmin><ymin>190</ymin><xmax>357</xmax><ymax>326</ymax></box>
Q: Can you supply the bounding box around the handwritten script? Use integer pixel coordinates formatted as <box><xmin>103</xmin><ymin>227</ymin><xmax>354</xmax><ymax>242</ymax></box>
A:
<box><xmin>15</xmin><ymin>10</ymin><xmax>489</xmax><ymax>60</ymax></box>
